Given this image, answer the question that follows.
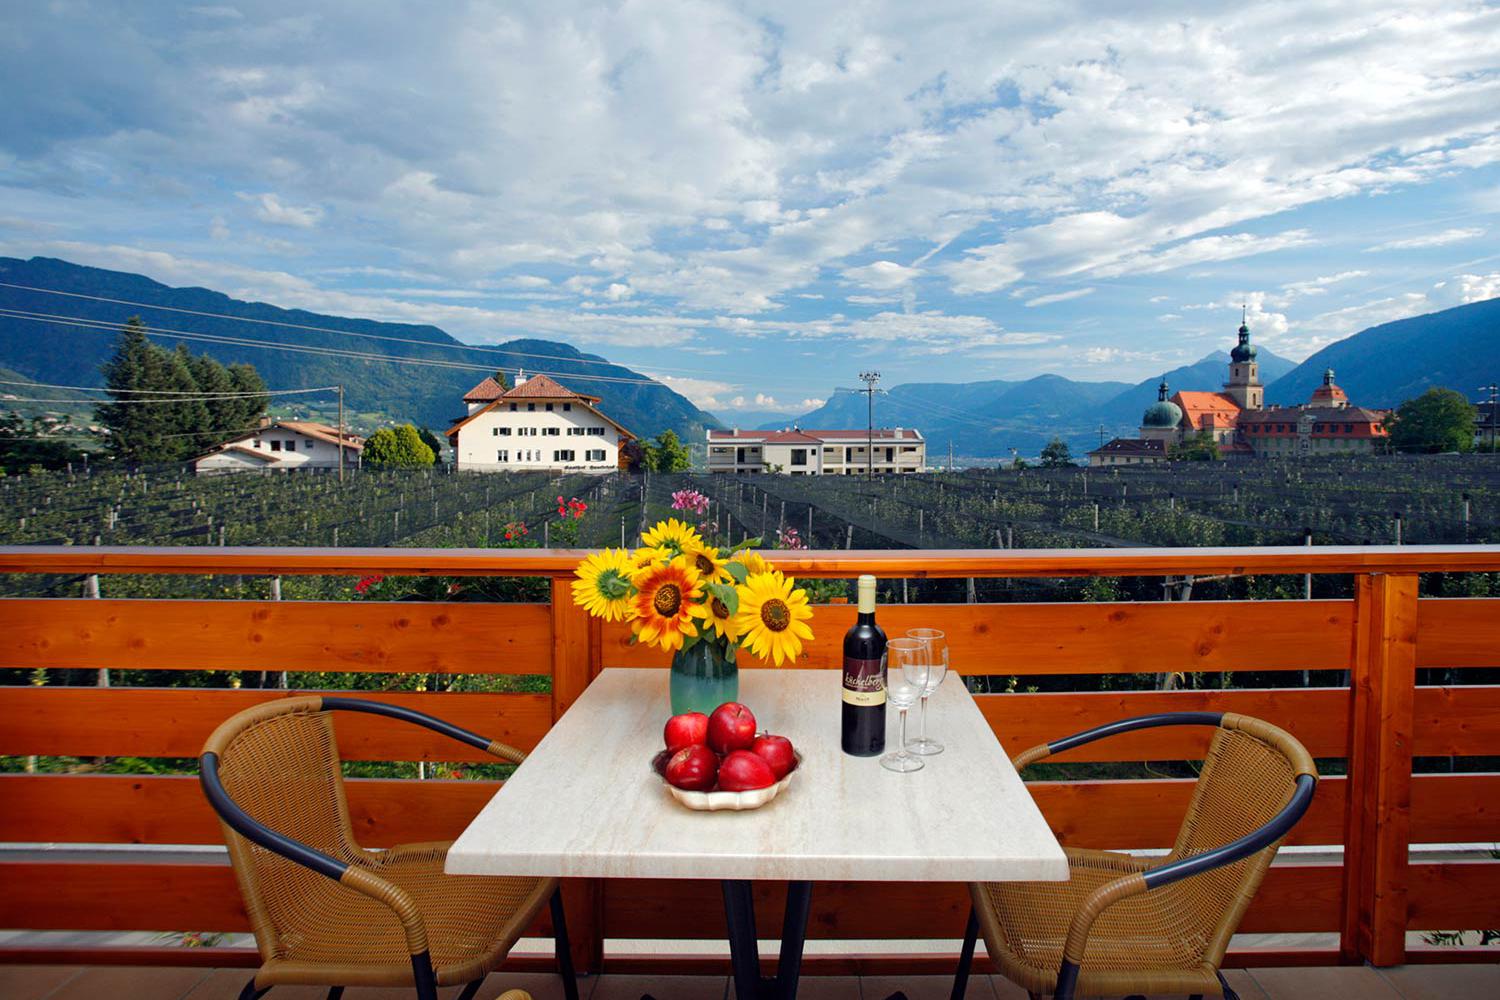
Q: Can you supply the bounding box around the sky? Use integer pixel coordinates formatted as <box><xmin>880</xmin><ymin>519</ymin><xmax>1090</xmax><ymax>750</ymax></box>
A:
<box><xmin>2</xmin><ymin>1</ymin><xmax>1498</xmax><ymax>418</ymax></box>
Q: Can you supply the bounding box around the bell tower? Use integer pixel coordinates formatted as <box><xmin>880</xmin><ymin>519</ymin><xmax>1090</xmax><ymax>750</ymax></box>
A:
<box><xmin>1224</xmin><ymin>306</ymin><xmax>1262</xmax><ymax>410</ymax></box>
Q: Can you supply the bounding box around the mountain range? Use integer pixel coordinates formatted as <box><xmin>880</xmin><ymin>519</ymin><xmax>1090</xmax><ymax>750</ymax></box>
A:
<box><xmin>0</xmin><ymin>256</ymin><xmax>719</xmax><ymax>442</ymax></box>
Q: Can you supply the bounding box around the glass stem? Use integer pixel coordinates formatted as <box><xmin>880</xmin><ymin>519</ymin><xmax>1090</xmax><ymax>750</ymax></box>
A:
<box><xmin>898</xmin><ymin>707</ymin><xmax>908</xmax><ymax>756</ymax></box>
<box><xmin>919</xmin><ymin>694</ymin><xmax>929</xmax><ymax>741</ymax></box>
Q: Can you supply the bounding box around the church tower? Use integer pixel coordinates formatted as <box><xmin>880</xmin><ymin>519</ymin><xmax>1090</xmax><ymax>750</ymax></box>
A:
<box><xmin>1223</xmin><ymin>307</ymin><xmax>1263</xmax><ymax>410</ymax></box>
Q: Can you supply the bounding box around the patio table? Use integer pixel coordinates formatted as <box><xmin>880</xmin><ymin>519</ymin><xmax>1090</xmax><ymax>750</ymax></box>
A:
<box><xmin>446</xmin><ymin>668</ymin><xmax>1068</xmax><ymax>1000</ymax></box>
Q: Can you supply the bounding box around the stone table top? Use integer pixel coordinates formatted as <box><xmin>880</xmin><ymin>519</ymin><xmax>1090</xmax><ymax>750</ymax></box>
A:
<box><xmin>445</xmin><ymin>668</ymin><xmax>1068</xmax><ymax>883</ymax></box>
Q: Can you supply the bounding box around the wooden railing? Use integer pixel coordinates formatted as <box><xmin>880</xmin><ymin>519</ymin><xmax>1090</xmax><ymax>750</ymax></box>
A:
<box><xmin>1</xmin><ymin>544</ymin><xmax>1498</xmax><ymax>974</ymax></box>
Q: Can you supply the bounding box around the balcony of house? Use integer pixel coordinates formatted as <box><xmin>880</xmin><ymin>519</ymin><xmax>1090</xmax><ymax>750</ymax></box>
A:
<box><xmin>0</xmin><ymin>544</ymin><xmax>1497</xmax><ymax>998</ymax></box>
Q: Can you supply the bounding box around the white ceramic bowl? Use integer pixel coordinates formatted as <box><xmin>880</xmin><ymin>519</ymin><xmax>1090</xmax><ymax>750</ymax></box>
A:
<box><xmin>651</xmin><ymin>748</ymin><xmax>801</xmax><ymax>811</ymax></box>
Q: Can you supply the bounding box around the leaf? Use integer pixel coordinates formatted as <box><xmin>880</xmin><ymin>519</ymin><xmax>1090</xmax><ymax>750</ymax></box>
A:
<box><xmin>681</xmin><ymin>630</ymin><xmax>701</xmax><ymax>653</ymax></box>
<box><xmin>730</xmin><ymin>536</ymin><xmax>762</xmax><ymax>553</ymax></box>
<box><xmin>724</xmin><ymin>560</ymin><xmax>749</xmax><ymax>584</ymax></box>
<box><xmin>708</xmin><ymin>580</ymin><xmax>739</xmax><ymax>616</ymax></box>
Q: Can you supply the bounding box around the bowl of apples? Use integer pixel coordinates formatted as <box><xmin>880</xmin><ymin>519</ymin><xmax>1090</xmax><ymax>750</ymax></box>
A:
<box><xmin>652</xmin><ymin>702</ymin><xmax>800</xmax><ymax>811</ymax></box>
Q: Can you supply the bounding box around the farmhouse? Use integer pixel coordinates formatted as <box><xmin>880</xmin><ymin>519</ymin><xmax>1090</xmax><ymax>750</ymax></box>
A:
<box><xmin>192</xmin><ymin>420</ymin><xmax>364</xmax><ymax>475</ymax></box>
<box><xmin>445</xmin><ymin>372</ymin><xmax>634</xmax><ymax>473</ymax></box>
<box><xmin>1089</xmin><ymin>316</ymin><xmax>1389</xmax><ymax>466</ymax></box>
<box><xmin>706</xmin><ymin>426</ymin><xmax>926</xmax><ymax>474</ymax></box>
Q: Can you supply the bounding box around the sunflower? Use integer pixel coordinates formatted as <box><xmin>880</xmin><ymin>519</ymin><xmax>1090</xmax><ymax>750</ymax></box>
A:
<box><xmin>734</xmin><ymin>571</ymin><xmax>814</xmax><ymax>666</ymax></box>
<box><xmin>640</xmin><ymin>517</ymin><xmax>704</xmax><ymax>556</ymax></box>
<box><xmin>628</xmin><ymin>555</ymin><xmax>704</xmax><ymax>652</ymax></box>
<box><xmin>690</xmin><ymin>584</ymin><xmax>740</xmax><ymax>642</ymax></box>
<box><xmin>571</xmin><ymin>547</ymin><xmax>635</xmax><ymax>621</ymax></box>
<box><xmin>684</xmin><ymin>544</ymin><xmax>732</xmax><ymax>584</ymax></box>
<box><xmin>630</xmin><ymin>545</ymin><xmax>673</xmax><ymax>574</ymax></box>
<box><xmin>730</xmin><ymin>549</ymin><xmax>771</xmax><ymax>577</ymax></box>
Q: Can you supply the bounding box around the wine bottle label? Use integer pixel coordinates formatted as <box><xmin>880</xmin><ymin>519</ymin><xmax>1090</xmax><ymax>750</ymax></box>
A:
<box><xmin>842</xmin><ymin>656</ymin><xmax>886</xmax><ymax>707</ymax></box>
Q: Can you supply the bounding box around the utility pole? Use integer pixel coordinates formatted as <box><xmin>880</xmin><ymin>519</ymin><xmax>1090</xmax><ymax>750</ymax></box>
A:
<box><xmin>841</xmin><ymin>371</ymin><xmax>883</xmax><ymax>480</ymax></box>
<box><xmin>337</xmin><ymin>384</ymin><xmax>345</xmax><ymax>483</ymax></box>
<box><xmin>1098</xmin><ymin>424</ymin><xmax>1108</xmax><ymax>447</ymax></box>
<box><xmin>948</xmin><ymin>440</ymin><xmax>954</xmax><ymax>472</ymax></box>
<box><xmin>1481</xmin><ymin>384</ymin><xmax>1499</xmax><ymax>450</ymax></box>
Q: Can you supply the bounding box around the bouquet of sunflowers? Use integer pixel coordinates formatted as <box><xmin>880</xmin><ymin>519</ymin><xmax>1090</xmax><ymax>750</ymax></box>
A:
<box><xmin>571</xmin><ymin>518</ymin><xmax>814</xmax><ymax>665</ymax></box>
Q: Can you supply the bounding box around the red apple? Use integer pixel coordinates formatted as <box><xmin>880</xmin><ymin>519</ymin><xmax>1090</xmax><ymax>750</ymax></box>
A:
<box><xmin>663</xmin><ymin>712</ymin><xmax>709</xmax><ymax>753</ymax></box>
<box><xmin>717</xmin><ymin>750</ymin><xmax>776</xmax><ymax>791</ymax></box>
<box><xmin>751</xmin><ymin>734</ymin><xmax>796</xmax><ymax>780</ymax></box>
<box><xmin>707</xmin><ymin>702</ymin><xmax>757</xmax><ymax>754</ymax></box>
<box><xmin>664</xmin><ymin>745</ymin><xmax>718</xmax><ymax>792</ymax></box>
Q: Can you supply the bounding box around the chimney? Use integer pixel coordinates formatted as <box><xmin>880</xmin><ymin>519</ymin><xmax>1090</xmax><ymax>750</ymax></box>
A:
<box><xmin>514</xmin><ymin>368</ymin><xmax>528</xmax><ymax>386</ymax></box>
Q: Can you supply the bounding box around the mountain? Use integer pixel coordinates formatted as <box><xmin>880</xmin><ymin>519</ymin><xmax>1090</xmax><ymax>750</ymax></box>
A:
<box><xmin>1097</xmin><ymin>348</ymin><xmax>1298</xmax><ymax>429</ymax></box>
<box><xmin>1265</xmin><ymin>297</ymin><xmax>1500</xmax><ymax>407</ymax></box>
<box><xmin>0</xmin><ymin>256</ymin><xmax>718</xmax><ymax>441</ymax></box>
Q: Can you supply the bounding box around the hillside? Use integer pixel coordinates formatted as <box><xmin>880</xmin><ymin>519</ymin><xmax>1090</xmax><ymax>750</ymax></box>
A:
<box><xmin>0</xmin><ymin>256</ymin><xmax>718</xmax><ymax>441</ymax></box>
<box><xmin>1266</xmin><ymin>297</ymin><xmax>1500</xmax><ymax>406</ymax></box>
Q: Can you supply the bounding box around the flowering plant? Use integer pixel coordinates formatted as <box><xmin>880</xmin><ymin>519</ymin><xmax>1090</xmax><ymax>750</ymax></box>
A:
<box><xmin>670</xmin><ymin>488</ymin><xmax>709</xmax><ymax>516</ymax></box>
<box><xmin>557</xmin><ymin>495</ymin><xmax>588</xmax><ymax>519</ymax></box>
<box><xmin>571</xmin><ymin>517</ymin><xmax>813</xmax><ymax>665</ymax></box>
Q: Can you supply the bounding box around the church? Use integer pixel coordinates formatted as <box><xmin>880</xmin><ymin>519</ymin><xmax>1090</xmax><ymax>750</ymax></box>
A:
<box><xmin>1088</xmin><ymin>315</ymin><xmax>1390</xmax><ymax>466</ymax></box>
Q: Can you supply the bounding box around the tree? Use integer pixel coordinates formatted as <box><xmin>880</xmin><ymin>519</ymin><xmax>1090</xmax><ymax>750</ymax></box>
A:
<box><xmin>1387</xmin><ymin>388</ymin><xmax>1476</xmax><ymax>453</ymax></box>
<box><xmin>417</xmin><ymin>426</ymin><xmax>445</xmax><ymax>462</ymax></box>
<box><xmin>493</xmin><ymin>369</ymin><xmax>512</xmax><ymax>391</ymax></box>
<box><xmin>644</xmin><ymin>430</ymin><xmax>692</xmax><ymax>472</ymax></box>
<box><xmin>619</xmin><ymin>438</ymin><xmax>646</xmax><ymax>472</ymax></box>
<box><xmin>364</xmin><ymin>424</ymin><xmax>436</xmax><ymax>467</ymax></box>
<box><xmin>160</xmin><ymin>344</ymin><xmax>210</xmax><ymax>461</ymax></box>
<box><xmin>0</xmin><ymin>411</ymin><xmax>84</xmax><ymax>474</ymax></box>
<box><xmin>1174</xmin><ymin>429</ymin><xmax>1221</xmax><ymax>462</ymax></box>
<box><xmin>98</xmin><ymin>317</ymin><xmax>172</xmax><ymax>462</ymax></box>
<box><xmin>1039</xmin><ymin>437</ymin><xmax>1074</xmax><ymax>467</ymax></box>
<box><xmin>225</xmin><ymin>363</ymin><xmax>269</xmax><ymax>434</ymax></box>
<box><xmin>188</xmin><ymin>352</ymin><xmax>238</xmax><ymax>451</ymax></box>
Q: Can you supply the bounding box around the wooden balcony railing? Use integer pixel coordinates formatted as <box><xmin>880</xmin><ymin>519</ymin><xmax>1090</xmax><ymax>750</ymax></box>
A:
<box><xmin>0</xmin><ymin>544</ymin><xmax>1497</xmax><ymax>975</ymax></box>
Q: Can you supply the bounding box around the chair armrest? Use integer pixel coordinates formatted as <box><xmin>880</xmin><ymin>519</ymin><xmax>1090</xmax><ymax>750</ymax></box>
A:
<box><xmin>1011</xmin><ymin>712</ymin><xmax>1225</xmax><ymax>770</ymax></box>
<box><xmin>199</xmin><ymin>749</ymin><xmax>432</xmax><ymax>955</ymax></box>
<box><xmin>320</xmin><ymin>696</ymin><xmax>527</xmax><ymax>762</ymax></box>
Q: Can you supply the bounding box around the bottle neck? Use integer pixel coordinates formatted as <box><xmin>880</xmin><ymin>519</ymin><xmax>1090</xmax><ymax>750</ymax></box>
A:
<box><xmin>856</xmin><ymin>610</ymin><xmax>876</xmax><ymax>624</ymax></box>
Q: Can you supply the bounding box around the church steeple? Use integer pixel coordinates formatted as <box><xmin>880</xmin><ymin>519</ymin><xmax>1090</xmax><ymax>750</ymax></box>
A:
<box><xmin>1224</xmin><ymin>307</ymin><xmax>1263</xmax><ymax>411</ymax></box>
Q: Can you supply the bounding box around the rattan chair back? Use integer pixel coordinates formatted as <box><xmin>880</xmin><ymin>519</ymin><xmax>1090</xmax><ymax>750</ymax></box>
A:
<box><xmin>205</xmin><ymin>696</ymin><xmax>365</xmax><ymax>960</ymax></box>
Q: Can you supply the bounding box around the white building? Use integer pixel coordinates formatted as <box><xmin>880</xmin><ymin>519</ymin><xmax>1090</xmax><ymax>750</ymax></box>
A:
<box><xmin>706</xmin><ymin>427</ymin><xmax>926</xmax><ymax>475</ymax></box>
<box><xmin>193</xmin><ymin>420</ymin><xmax>364</xmax><ymax>475</ymax></box>
<box><xmin>446</xmin><ymin>372</ymin><xmax>634</xmax><ymax>473</ymax></box>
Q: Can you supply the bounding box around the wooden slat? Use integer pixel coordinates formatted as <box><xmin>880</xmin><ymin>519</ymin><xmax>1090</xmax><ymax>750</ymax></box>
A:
<box><xmin>3</xmin><ymin>543</ymin><xmax>1499</xmax><ymax>579</ymax></box>
<box><xmin>0</xmin><ymin>773</ymin><xmax>500</xmax><ymax>847</ymax></box>
<box><xmin>0</xmin><ymin>687</ymin><xmax>551</xmax><ymax>761</ymax></box>
<box><xmin>1411</xmin><ymin>773</ymin><xmax>1500</xmax><ymax>843</ymax></box>
<box><xmin>1406</xmin><ymin>861</ymin><xmax>1500</xmax><ymax>930</ymax></box>
<box><xmin>1412</xmin><ymin>686</ymin><xmax>1500</xmax><ymax>755</ymax></box>
<box><xmin>0</xmin><ymin>599</ymin><xmax>551</xmax><ymax>674</ymax></box>
<box><xmin>1416</xmin><ymin>598</ymin><xmax>1500</xmax><ymax>668</ymax></box>
<box><xmin>603</xmin><ymin>600</ymin><xmax>1354</xmax><ymax>674</ymax></box>
<box><xmin>976</xmin><ymin>688</ymin><xmax>1350</xmax><ymax>761</ymax></box>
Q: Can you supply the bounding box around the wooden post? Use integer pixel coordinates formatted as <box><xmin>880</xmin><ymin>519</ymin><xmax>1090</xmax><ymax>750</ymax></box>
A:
<box><xmin>1341</xmin><ymin>572</ymin><xmax>1418</xmax><ymax>966</ymax></box>
<box><xmin>549</xmin><ymin>575</ymin><xmax>603</xmax><ymax>973</ymax></box>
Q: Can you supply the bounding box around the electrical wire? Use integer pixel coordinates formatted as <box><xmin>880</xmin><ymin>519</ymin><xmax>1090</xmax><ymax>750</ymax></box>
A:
<box><xmin>0</xmin><ymin>378</ymin><xmax>338</xmax><ymax>397</ymax></box>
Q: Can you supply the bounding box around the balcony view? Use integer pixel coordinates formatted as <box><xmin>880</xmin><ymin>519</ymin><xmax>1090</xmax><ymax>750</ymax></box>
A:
<box><xmin>1</xmin><ymin>3</ymin><xmax>1498</xmax><ymax>1000</ymax></box>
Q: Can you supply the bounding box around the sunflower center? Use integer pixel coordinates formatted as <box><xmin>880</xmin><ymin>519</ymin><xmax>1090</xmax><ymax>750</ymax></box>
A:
<box><xmin>711</xmin><ymin>597</ymin><xmax>730</xmax><ymax>619</ymax></box>
<box><xmin>760</xmin><ymin>598</ymin><xmax>791</xmax><ymax>632</ymax></box>
<box><xmin>653</xmin><ymin>583</ymin><xmax>683</xmax><ymax>617</ymax></box>
<box><xmin>695</xmin><ymin>553</ymin><xmax>714</xmax><ymax>575</ymax></box>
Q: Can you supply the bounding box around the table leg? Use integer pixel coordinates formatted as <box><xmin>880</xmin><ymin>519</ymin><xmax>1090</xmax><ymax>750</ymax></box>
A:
<box><xmin>721</xmin><ymin>880</ymin><xmax>815</xmax><ymax>1000</ymax></box>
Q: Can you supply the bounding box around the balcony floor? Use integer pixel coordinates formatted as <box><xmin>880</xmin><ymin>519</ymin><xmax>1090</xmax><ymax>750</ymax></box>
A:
<box><xmin>3</xmin><ymin>964</ymin><xmax>1499</xmax><ymax>1000</ymax></box>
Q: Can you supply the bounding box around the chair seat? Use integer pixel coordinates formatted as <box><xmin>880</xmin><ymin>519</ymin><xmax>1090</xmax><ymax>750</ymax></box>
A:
<box><xmin>975</xmin><ymin>847</ymin><xmax>1223</xmax><ymax>998</ymax></box>
<box><xmin>255</xmin><ymin>840</ymin><xmax>554</xmax><ymax>989</ymax></box>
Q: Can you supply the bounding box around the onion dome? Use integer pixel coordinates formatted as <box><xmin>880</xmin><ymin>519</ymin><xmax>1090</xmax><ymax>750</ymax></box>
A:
<box><xmin>1142</xmin><ymin>378</ymin><xmax>1182</xmax><ymax>428</ymax></box>
<box><xmin>1310</xmin><ymin>367</ymin><xmax>1348</xmax><ymax>405</ymax></box>
<box><xmin>1231</xmin><ymin>307</ymin><xmax>1257</xmax><ymax>363</ymax></box>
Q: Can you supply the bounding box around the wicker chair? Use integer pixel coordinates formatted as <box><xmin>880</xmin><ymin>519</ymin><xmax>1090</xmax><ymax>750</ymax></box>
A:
<box><xmin>200</xmin><ymin>696</ymin><xmax>579</xmax><ymax>1000</ymax></box>
<box><xmin>951</xmin><ymin>711</ymin><xmax>1317</xmax><ymax>1000</ymax></box>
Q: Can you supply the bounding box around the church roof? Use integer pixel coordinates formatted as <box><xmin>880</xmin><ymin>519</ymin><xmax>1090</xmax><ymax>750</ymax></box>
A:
<box><xmin>1173</xmin><ymin>391</ymin><xmax>1242</xmax><ymax>430</ymax></box>
<box><xmin>1088</xmin><ymin>437</ymin><xmax>1167</xmax><ymax>457</ymax></box>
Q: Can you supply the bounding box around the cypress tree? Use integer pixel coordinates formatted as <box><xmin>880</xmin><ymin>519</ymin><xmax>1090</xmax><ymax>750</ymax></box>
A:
<box><xmin>99</xmin><ymin>317</ymin><xmax>165</xmax><ymax>462</ymax></box>
<box><xmin>188</xmin><ymin>352</ymin><xmax>237</xmax><ymax>449</ymax></box>
<box><xmin>164</xmin><ymin>344</ymin><xmax>210</xmax><ymax>461</ymax></box>
<box><xmin>226</xmin><ymin>363</ymin><xmax>269</xmax><ymax>433</ymax></box>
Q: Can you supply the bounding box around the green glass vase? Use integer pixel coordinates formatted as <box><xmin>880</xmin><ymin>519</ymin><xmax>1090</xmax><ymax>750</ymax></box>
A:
<box><xmin>669</xmin><ymin>640</ymin><xmax>738</xmax><ymax>716</ymax></box>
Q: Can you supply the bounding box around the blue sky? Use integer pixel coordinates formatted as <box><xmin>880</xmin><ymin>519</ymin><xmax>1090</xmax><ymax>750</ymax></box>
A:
<box><xmin>2</xmin><ymin>1</ymin><xmax>1498</xmax><ymax>416</ymax></box>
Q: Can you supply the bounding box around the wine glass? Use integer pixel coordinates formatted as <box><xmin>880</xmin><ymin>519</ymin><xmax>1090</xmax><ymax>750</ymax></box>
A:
<box><xmin>882</xmin><ymin>639</ymin><xmax>926</xmax><ymax>773</ymax></box>
<box><xmin>905</xmin><ymin>628</ymin><xmax>948</xmax><ymax>755</ymax></box>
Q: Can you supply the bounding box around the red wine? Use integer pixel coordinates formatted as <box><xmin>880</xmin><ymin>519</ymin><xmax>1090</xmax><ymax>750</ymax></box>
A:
<box><xmin>841</xmin><ymin>574</ymin><xmax>887</xmax><ymax>756</ymax></box>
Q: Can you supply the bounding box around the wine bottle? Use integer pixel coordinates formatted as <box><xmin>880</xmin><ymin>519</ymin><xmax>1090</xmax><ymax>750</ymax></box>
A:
<box><xmin>841</xmin><ymin>574</ymin><xmax>887</xmax><ymax>756</ymax></box>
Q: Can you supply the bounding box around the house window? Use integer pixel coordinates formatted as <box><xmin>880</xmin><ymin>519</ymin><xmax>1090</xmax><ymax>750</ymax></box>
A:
<box><xmin>554</xmin><ymin>449</ymin><xmax>575</xmax><ymax>462</ymax></box>
<box><xmin>544</xmin><ymin>427</ymin><xmax>560</xmax><ymax>436</ymax></box>
<box><xmin>528</xmin><ymin>403</ymin><xmax>536</xmax><ymax>411</ymax></box>
<box><xmin>497</xmin><ymin>450</ymin><xmax>509</xmax><ymax>462</ymax></box>
<box><xmin>586</xmin><ymin>449</ymin><xmax>605</xmax><ymax>461</ymax></box>
<box><xmin>546</xmin><ymin>403</ymin><xmax>554</xmax><ymax>411</ymax></box>
<box><xmin>1345</xmin><ymin>424</ymin><xmax>1353</xmax><ymax>433</ymax></box>
<box><xmin>790</xmin><ymin>449</ymin><xmax>807</xmax><ymax>466</ymax></box>
<box><xmin>563</xmin><ymin>403</ymin><xmax>571</xmax><ymax>411</ymax></box>
<box><xmin>510</xmin><ymin>403</ymin><xmax>517</xmax><ymax>411</ymax></box>
<box><xmin>587</xmin><ymin>427</ymin><xmax>605</xmax><ymax>436</ymax></box>
<box><xmin>270</xmin><ymin>440</ymin><xmax>281</xmax><ymax>452</ymax></box>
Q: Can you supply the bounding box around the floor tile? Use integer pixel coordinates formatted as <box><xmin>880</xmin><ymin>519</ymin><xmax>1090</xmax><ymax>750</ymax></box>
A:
<box><xmin>728</xmin><ymin>976</ymin><xmax>860</xmax><ymax>999</ymax></box>
<box><xmin>987</xmin><ymin>974</ymin><xmax>1030</xmax><ymax>999</ymax></box>
<box><xmin>864</xmin><ymin>974</ymin><xmax>996</xmax><ymax>1000</ymax></box>
<box><xmin>1247</xmin><ymin>965</ymin><xmax>1403</xmax><ymax>1000</ymax></box>
<box><xmin>1374</xmin><ymin>963</ymin><xmax>1500</xmax><ymax>1000</ymax></box>
<box><xmin>589</xmin><ymin>974</ymin><xmax>727</xmax><ymax>1000</ymax></box>
<box><xmin>44</xmin><ymin>966</ymin><xmax>213</xmax><ymax>1000</ymax></box>
<box><xmin>0</xmin><ymin>966</ymin><xmax>84</xmax><ymax>1000</ymax></box>
<box><xmin>182</xmin><ymin>969</ymin><xmax>327</xmax><ymax>999</ymax></box>
<box><xmin>1221</xmin><ymin>969</ymin><xmax>1270</xmax><ymax>1000</ymax></box>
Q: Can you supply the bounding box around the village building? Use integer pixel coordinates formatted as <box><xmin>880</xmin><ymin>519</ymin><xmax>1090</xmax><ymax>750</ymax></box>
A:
<box><xmin>706</xmin><ymin>426</ymin><xmax>926</xmax><ymax>474</ymax></box>
<box><xmin>445</xmin><ymin>371</ymin><xmax>634</xmax><ymax>473</ymax></box>
<box><xmin>192</xmin><ymin>420</ymin><xmax>364</xmax><ymax>475</ymax></box>
<box><xmin>1088</xmin><ymin>316</ymin><xmax>1389</xmax><ymax>466</ymax></box>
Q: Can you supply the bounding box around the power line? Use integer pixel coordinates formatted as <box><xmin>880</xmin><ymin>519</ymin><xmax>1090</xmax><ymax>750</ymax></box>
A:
<box><xmin>0</xmin><ymin>377</ymin><xmax>338</xmax><ymax>397</ymax></box>
<box><xmin>0</xmin><ymin>279</ymin><xmax>739</xmax><ymax>379</ymax></box>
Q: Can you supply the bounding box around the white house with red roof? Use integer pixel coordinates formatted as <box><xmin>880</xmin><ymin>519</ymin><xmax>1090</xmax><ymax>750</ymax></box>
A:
<box><xmin>445</xmin><ymin>371</ymin><xmax>634</xmax><ymax>472</ymax></box>
<box><xmin>706</xmin><ymin>426</ymin><xmax>925</xmax><ymax>474</ymax></box>
<box><xmin>192</xmin><ymin>420</ymin><xmax>364</xmax><ymax>475</ymax></box>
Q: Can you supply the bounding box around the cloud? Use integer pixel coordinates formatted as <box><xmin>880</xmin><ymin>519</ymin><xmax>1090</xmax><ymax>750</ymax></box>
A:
<box><xmin>650</xmin><ymin>375</ymin><xmax>735</xmax><ymax>411</ymax></box>
<box><xmin>842</xmin><ymin>260</ymin><xmax>920</xmax><ymax>290</ymax></box>
<box><xmin>1024</xmin><ymin>287</ymin><xmax>1094</xmax><ymax>308</ymax></box>
<box><xmin>240</xmin><ymin>192</ymin><xmax>323</xmax><ymax>229</ymax></box>
<box><xmin>1364</xmin><ymin>228</ymin><xmax>1486</xmax><ymax>252</ymax></box>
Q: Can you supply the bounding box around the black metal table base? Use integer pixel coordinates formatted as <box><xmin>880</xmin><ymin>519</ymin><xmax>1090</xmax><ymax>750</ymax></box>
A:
<box><xmin>721</xmin><ymin>879</ymin><xmax>813</xmax><ymax>1000</ymax></box>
